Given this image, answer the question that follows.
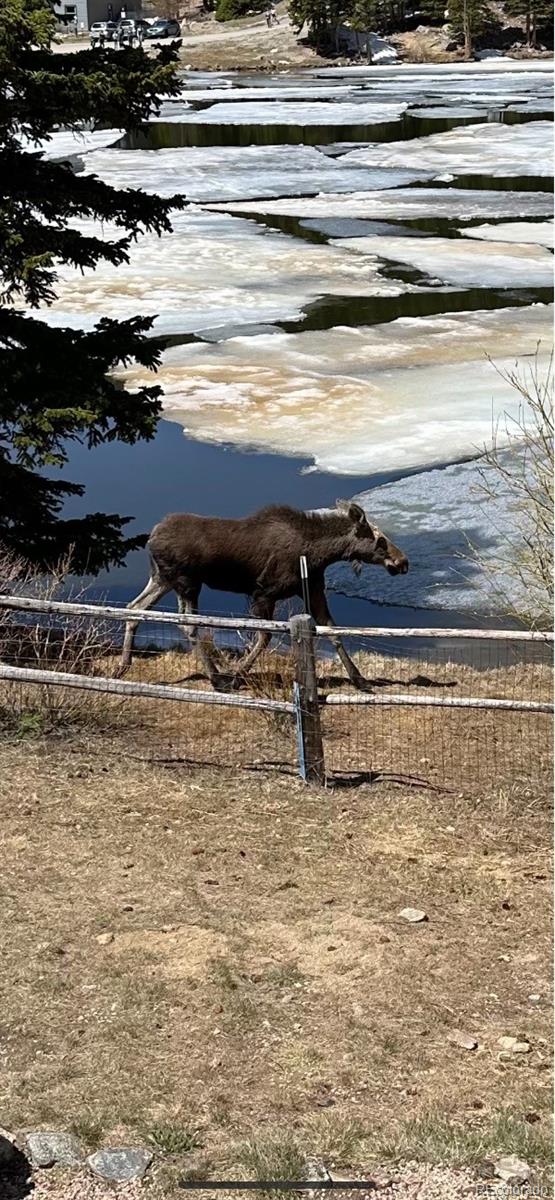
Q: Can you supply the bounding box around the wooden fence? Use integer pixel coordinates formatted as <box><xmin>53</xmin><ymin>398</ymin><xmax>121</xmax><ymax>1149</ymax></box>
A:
<box><xmin>0</xmin><ymin>594</ymin><xmax>552</xmax><ymax>787</ymax></box>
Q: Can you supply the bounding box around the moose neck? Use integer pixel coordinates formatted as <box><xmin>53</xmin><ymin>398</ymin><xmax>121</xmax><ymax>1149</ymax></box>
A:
<box><xmin>303</xmin><ymin>512</ymin><xmax>357</xmax><ymax>570</ymax></box>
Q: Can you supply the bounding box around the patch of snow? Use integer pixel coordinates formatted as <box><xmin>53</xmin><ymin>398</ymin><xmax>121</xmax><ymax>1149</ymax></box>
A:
<box><xmin>369</xmin><ymin>32</ymin><xmax>398</xmax><ymax>62</ymax></box>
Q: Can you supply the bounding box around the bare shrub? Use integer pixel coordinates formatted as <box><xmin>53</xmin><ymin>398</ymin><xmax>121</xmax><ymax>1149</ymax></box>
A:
<box><xmin>0</xmin><ymin>545</ymin><xmax>119</xmax><ymax>729</ymax></box>
<box><xmin>468</xmin><ymin>347</ymin><xmax>553</xmax><ymax>629</ymax></box>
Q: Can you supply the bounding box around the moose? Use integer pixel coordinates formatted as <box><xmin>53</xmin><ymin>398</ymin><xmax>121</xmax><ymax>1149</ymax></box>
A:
<box><xmin>116</xmin><ymin>501</ymin><xmax>409</xmax><ymax>689</ymax></box>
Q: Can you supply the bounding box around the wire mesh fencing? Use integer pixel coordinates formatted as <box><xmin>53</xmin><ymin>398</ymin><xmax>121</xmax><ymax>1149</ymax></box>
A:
<box><xmin>0</xmin><ymin>594</ymin><xmax>552</xmax><ymax>793</ymax></box>
<box><xmin>313</xmin><ymin>628</ymin><xmax>554</xmax><ymax>792</ymax></box>
<box><xmin>0</xmin><ymin>595</ymin><xmax>298</xmax><ymax>774</ymax></box>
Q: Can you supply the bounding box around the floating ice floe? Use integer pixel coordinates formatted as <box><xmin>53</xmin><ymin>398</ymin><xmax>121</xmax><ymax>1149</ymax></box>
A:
<box><xmin>168</xmin><ymin>83</ymin><xmax>360</xmax><ymax>104</ymax></box>
<box><xmin>82</xmin><ymin>144</ymin><xmax>434</xmax><ymax>202</ymax></box>
<box><xmin>336</xmin><ymin>234</ymin><xmax>554</xmax><ymax>288</ymax></box>
<box><xmin>507</xmin><ymin>99</ymin><xmax>554</xmax><ymax>113</ymax></box>
<box><xmin>327</xmin><ymin>449</ymin><xmax>535</xmax><ymax>613</ymax></box>
<box><xmin>343</xmin><ymin>121</ymin><xmax>554</xmax><ymax>177</ymax></box>
<box><xmin>121</xmin><ymin>305</ymin><xmax>553</xmax><ymax>475</ymax></box>
<box><xmin>18</xmin><ymin>127</ymin><xmax>124</xmax><ymax>160</ymax></box>
<box><xmin>408</xmin><ymin>106</ymin><xmax>487</xmax><ymax>119</ymax></box>
<box><xmin>308</xmin><ymin>60</ymin><xmax>553</xmax><ymax>78</ymax></box>
<box><xmin>304</xmin><ymin>63</ymin><xmax>553</xmax><ymax>113</ymax></box>
<box><xmin>217</xmin><ymin>186</ymin><xmax>553</xmax><ymax>220</ymax></box>
<box><xmin>459</xmin><ymin>220</ymin><xmax>554</xmax><ymax>248</ymax></box>
<box><xmin>37</xmin><ymin>209</ymin><xmax>407</xmax><ymax>336</ymax></box>
<box><xmin>151</xmin><ymin>99</ymin><xmax>409</xmax><ymax>125</ymax></box>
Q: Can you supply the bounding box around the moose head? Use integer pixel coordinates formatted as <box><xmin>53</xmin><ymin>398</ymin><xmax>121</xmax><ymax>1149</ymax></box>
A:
<box><xmin>336</xmin><ymin>500</ymin><xmax>409</xmax><ymax>577</ymax></box>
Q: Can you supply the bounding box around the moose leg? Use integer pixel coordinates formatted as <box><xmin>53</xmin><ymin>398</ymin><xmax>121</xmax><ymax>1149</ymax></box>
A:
<box><xmin>227</xmin><ymin>596</ymin><xmax>275</xmax><ymax>683</ymax></box>
<box><xmin>116</xmin><ymin>576</ymin><xmax>170</xmax><ymax>677</ymax></box>
<box><xmin>308</xmin><ymin>584</ymin><xmax>370</xmax><ymax>691</ymax></box>
<box><xmin>176</xmin><ymin>590</ymin><xmax>220</xmax><ymax>685</ymax></box>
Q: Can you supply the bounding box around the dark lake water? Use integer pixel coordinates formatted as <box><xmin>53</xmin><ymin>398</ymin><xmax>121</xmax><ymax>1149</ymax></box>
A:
<box><xmin>61</xmin><ymin>420</ymin><xmax>518</xmax><ymax>633</ymax></box>
<box><xmin>54</xmin><ymin>66</ymin><xmax>553</xmax><ymax>636</ymax></box>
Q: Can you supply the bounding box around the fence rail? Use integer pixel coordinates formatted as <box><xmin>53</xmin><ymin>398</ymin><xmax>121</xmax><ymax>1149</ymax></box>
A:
<box><xmin>1</xmin><ymin>595</ymin><xmax>553</xmax><ymax>642</ymax></box>
<box><xmin>323</xmin><ymin>692</ymin><xmax>553</xmax><ymax>712</ymax></box>
<box><xmin>0</xmin><ymin>594</ymin><xmax>290</xmax><ymax>634</ymax></box>
<box><xmin>0</xmin><ymin>662</ymin><xmax>295</xmax><ymax>714</ymax></box>
<box><xmin>0</xmin><ymin>594</ymin><xmax>552</xmax><ymax>789</ymax></box>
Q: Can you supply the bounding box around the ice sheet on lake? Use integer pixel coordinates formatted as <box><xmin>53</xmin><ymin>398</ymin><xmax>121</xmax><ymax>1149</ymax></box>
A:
<box><xmin>18</xmin><ymin>127</ymin><xmax>124</xmax><ymax>159</ymax></box>
<box><xmin>152</xmin><ymin>99</ymin><xmax>408</xmax><ymax>125</ymax></box>
<box><xmin>82</xmin><ymin>144</ymin><xmax>433</xmax><ymax>202</ymax></box>
<box><xmin>337</xmin><ymin>233</ymin><xmax>554</xmax><ymax>287</ymax></box>
<box><xmin>459</xmin><ymin>220</ymin><xmax>554</xmax><ymax>248</ymax></box>
<box><xmin>121</xmin><ymin>305</ymin><xmax>553</xmax><ymax>475</ymax></box>
<box><xmin>344</xmin><ymin>121</ymin><xmax>553</xmax><ymax>177</ymax></box>
<box><xmin>218</xmin><ymin>186</ymin><xmax>553</xmax><ymax>220</ymax></box>
<box><xmin>306</xmin><ymin>63</ymin><xmax>553</xmax><ymax>118</ymax></box>
<box><xmin>408</xmin><ymin>106</ymin><xmax>486</xmax><ymax>119</ymax></box>
<box><xmin>167</xmin><ymin>84</ymin><xmax>360</xmax><ymax>104</ymax></box>
<box><xmin>38</xmin><ymin>209</ymin><xmax>407</xmax><ymax>336</ymax></box>
<box><xmin>327</xmin><ymin>449</ymin><xmax>532</xmax><ymax>612</ymax></box>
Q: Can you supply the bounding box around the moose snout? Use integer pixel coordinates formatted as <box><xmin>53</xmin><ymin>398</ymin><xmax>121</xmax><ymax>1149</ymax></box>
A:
<box><xmin>386</xmin><ymin>556</ymin><xmax>409</xmax><ymax>576</ymax></box>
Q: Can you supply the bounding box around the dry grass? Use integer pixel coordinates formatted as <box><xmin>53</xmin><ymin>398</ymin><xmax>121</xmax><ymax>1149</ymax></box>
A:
<box><xmin>0</xmin><ymin>731</ymin><xmax>552</xmax><ymax>1194</ymax></box>
<box><xmin>2</xmin><ymin>623</ymin><xmax>551</xmax><ymax>793</ymax></box>
<box><xmin>390</xmin><ymin>30</ymin><xmax>463</xmax><ymax>63</ymax></box>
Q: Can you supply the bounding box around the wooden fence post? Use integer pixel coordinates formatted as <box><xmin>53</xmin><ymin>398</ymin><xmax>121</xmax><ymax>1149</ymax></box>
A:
<box><xmin>290</xmin><ymin>614</ymin><xmax>325</xmax><ymax>786</ymax></box>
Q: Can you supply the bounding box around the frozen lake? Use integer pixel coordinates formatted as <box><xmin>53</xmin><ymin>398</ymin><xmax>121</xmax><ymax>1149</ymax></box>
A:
<box><xmin>32</xmin><ymin>61</ymin><xmax>554</xmax><ymax>621</ymax></box>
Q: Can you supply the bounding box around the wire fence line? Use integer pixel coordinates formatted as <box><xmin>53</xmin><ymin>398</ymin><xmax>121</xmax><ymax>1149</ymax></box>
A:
<box><xmin>0</xmin><ymin>593</ymin><xmax>552</xmax><ymax>793</ymax></box>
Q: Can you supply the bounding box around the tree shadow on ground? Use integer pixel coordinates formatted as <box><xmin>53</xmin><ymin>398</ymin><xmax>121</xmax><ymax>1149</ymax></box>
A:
<box><xmin>0</xmin><ymin>1136</ymin><xmax>33</xmax><ymax>1200</ymax></box>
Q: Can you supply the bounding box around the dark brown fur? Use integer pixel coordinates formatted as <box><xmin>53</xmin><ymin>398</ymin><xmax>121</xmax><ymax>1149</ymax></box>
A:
<box><xmin>118</xmin><ymin>502</ymin><xmax>409</xmax><ymax>687</ymax></box>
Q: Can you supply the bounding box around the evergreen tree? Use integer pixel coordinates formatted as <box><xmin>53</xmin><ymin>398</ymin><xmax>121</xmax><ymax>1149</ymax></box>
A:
<box><xmin>0</xmin><ymin>0</ymin><xmax>186</xmax><ymax>572</ymax></box>
<box><xmin>446</xmin><ymin>0</ymin><xmax>489</xmax><ymax>56</ymax></box>
<box><xmin>504</xmin><ymin>0</ymin><xmax>553</xmax><ymax>45</ymax></box>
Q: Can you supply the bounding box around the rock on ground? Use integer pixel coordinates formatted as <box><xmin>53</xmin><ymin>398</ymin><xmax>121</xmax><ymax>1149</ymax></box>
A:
<box><xmin>26</xmin><ymin>1132</ymin><xmax>83</xmax><ymax>1169</ymax></box>
<box><xmin>493</xmin><ymin>1154</ymin><xmax>532</xmax><ymax>1182</ymax></box>
<box><xmin>86</xmin><ymin>1148</ymin><xmax>153</xmax><ymax>1182</ymax></box>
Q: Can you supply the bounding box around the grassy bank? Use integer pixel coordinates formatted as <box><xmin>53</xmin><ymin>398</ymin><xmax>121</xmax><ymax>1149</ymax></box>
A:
<box><xmin>1</xmin><ymin>729</ymin><xmax>552</xmax><ymax>1195</ymax></box>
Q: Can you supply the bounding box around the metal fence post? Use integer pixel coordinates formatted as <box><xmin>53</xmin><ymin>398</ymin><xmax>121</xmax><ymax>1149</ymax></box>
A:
<box><xmin>290</xmin><ymin>613</ymin><xmax>325</xmax><ymax>785</ymax></box>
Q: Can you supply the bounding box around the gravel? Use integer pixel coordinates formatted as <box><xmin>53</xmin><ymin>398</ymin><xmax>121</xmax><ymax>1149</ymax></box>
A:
<box><xmin>23</xmin><ymin>1170</ymin><xmax>146</xmax><ymax>1200</ymax></box>
<box><xmin>7</xmin><ymin>1161</ymin><xmax>486</xmax><ymax>1199</ymax></box>
<box><xmin>352</xmin><ymin>1163</ymin><xmax>482</xmax><ymax>1197</ymax></box>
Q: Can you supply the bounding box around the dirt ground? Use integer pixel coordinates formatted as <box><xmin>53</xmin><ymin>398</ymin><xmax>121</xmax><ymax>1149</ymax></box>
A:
<box><xmin>52</xmin><ymin>9</ymin><xmax>552</xmax><ymax>69</ymax></box>
<box><xmin>0</xmin><ymin>730</ymin><xmax>552</xmax><ymax>1197</ymax></box>
<box><xmin>52</xmin><ymin>7</ymin><xmax>329</xmax><ymax>70</ymax></box>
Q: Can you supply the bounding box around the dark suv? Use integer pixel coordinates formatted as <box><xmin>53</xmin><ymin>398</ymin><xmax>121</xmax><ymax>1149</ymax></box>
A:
<box><xmin>144</xmin><ymin>17</ymin><xmax>181</xmax><ymax>37</ymax></box>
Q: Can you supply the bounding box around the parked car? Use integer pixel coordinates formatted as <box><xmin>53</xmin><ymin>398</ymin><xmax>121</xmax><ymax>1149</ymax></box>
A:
<box><xmin>144</xmin><ymin>17</ymin><xmax>181</xmax><ymax>37</ymax></box>
<box><xmin>90</xmin><ymin>20</ymin><xmax>117</xmax><ymax>40</ymax></box>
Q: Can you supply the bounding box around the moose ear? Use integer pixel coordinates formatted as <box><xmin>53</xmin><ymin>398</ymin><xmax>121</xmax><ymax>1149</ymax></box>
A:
<box><xmin>336</xmin><ymin>500</ymin><xmax>368</xmax><ymax>528</ymax></box>
<box><xmin>336</xmin><ymin>499</ymin><xmax>365</xmax><ymax>522</ymax></box>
